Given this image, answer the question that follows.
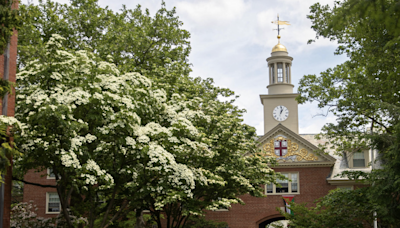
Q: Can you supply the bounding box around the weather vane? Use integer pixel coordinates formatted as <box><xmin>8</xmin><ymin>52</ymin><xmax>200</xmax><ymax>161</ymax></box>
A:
<box><xmin>271</xmin><ymin>14</ymin><xmax>290</xmax><ymax>42</ymax></box>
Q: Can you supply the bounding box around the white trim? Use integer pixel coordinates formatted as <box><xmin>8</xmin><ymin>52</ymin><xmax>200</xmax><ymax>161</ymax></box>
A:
<box><xmin>266</xmin><ymin>172</ymin><xmax>300</xmax><ymax>195</ymax></box>
<box><xmin>46</xmin><ymin>192</ymin><xmax>60</xmax><ymax>214</ymax></box>
<box><xmin>348</xmin><ymin>151</ymin><xmax>370</xmax><ymax>168</ymax></box>
<box><xmin>214</xmin><ymin>208</ymin><xmax>229</xmax><ymax>212</ymax></box>
<box><xmin>256</xmin><ymin>124</ymin><xmax>336</xmax><ymax>163</ymax></box>
<box><xmin>273</xmin><ymin>162</ymin><xmax>335</xmax><ymax>167</ymax></box>
<box><xmin>266</xmin><ymin>192</ymin><xmax>301</xmax><ymax>196</ymax></box>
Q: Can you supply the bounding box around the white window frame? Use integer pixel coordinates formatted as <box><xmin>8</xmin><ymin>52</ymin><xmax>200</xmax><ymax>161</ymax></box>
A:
<box><xmin>46</xmin><ymin>192</ymin><xmax>61</xmax><ymax>214</ymax></box>
<box><xmin>47</xmin><ymin>168</ymin><xmax>56</xmax><ymax>179</ymax></box>
<box><xmin>214</xmin><ymin>208</ymin><xmax>229</xmax><ymax>212</ymax></box>
<box><xmin>265</xmin><ymin>172</ymin><xmax>300</xmax><ymax>195</ymax></box>
<box><xmin>348</xmin><ymin>151</ymin><xmax>369</xmax><ymax>168</ymax></box>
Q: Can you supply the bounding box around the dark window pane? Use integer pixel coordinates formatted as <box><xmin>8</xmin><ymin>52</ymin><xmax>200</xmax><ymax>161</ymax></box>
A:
<box><xmin>353</xmin><ymin>159</ymin><xmax>365</xmax><ymax>167</ymax></box>
<box><xmin>276</xmin><ymin>183</ymin><xmax>289</xmax><ymax>193</ymax></box>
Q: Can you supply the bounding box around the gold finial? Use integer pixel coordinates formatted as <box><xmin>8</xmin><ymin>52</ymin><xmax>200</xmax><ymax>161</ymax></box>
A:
<box><xmin>271</xmin><ymin>14</ymin><xmax>290</xmax><ymax>41</ymax></box>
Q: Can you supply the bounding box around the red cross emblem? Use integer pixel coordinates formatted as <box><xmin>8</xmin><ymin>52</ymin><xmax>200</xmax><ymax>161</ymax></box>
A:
<box><xmin>274</xmin><ymin>140</ymin><xmax>288</xmax><ymax>156</ymax></box>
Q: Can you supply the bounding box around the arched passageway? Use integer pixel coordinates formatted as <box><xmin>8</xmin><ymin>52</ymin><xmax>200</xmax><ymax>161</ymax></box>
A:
<box><xmin>258</xmin><ymin>216</ymin><xmax>286</xmax><ymax>228</ymax></box>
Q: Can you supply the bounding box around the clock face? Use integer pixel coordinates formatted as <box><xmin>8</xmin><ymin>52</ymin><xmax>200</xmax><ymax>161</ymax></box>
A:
<box><xmin>273</xmin><ymin>106</ymin><xmax>289</xmax><ymax>121</ymax></box>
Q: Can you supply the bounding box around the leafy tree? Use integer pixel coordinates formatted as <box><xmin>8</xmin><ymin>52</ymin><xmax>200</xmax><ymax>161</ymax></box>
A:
<box><xmin>11</xmin><ymin>202</ymin><xmax>87</xmax><ymax>228</ymax></box>
<box><xmin>17</xmin><ymin>2</ymin><xmax>285</xmax><ymax>228</ymax></box>
<box><xmin>18</xmin><ymin>2</ymin><xmax>286</xmax><ymax>227</ymax></box>
<box><xmin>19</xmin><ymin>0</ymin><xmax>199</xmax><ymax>100</ymax></box>
<box><xmin>0</xmin><ymin>115</ymin><xmax>21</xmax><ymax>182</ymax></box>
<box><xmin>0</xmin><ymin>0</ymin><xmax>22</xmax><ymax>182</ymax></box>
<box><xmin>0</xmin><ymin>0</ymin><xmax>21</xmax><ymax>53</ymax></box>
<box><xmin>296</xmin><ymin>0</ymin><xmax>400</xmax><ymax>226</ymax></box>
<box><xmin>281</xmin><ymin>188</ymin><xmax>374</xmax><ymax>228</ymax></box>
<box><xmin>16</xmin><ymin>35</ymin><xmax>282</xmax><ymax>228</ymax></box>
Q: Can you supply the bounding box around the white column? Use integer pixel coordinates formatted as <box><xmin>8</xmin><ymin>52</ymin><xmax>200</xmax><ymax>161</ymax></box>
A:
<box><xmin>269</xmin><ymin>64</ymin><xmax>271</xmax><ymax>85</ymax></box>
<box><xmin>283</xmin><ymin>62</ymin><xmax>286</xmax><ymax>83</ymax></box>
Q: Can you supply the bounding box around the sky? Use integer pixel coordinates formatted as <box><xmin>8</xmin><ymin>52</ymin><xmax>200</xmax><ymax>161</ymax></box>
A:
<box><xmin>24</xmin><ymin>0</ymin><xmax>349</xmax><ymax>135</ymax></box>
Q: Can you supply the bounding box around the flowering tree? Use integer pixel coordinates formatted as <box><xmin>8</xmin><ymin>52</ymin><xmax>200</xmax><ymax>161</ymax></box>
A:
<box><xmin>10</xmin><ymin>202</ymin><xmax>87</xmax><ymax>228</ymax></box>
<box><xmin>16</xmin><ymin>35</ymin><xmax>281</xmax><ymax>228</ymax></box>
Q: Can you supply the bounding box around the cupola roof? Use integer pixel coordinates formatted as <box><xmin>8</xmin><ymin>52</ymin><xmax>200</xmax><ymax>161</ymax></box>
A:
<box><xmin>272</xmin><ymin>43</ymin><xmax>287</xmax><ymax>52</ymax></box>
<box><xmin>271</xmin><ymin>35</ymin><xmax>287</xmax><ymax>53</ymax></box>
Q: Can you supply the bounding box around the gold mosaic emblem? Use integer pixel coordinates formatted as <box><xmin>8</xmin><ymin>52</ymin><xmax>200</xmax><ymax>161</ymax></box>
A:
<box><xmin>262</xmin><ymin>136</ymin><xmax>318</xmax><ymax>161</ymax></box>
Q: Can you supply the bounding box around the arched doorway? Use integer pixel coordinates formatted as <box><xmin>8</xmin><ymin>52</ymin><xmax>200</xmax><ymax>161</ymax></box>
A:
<box><xmin>258</xmin><ymin>216</ymin><xmax>286</xmax><ymax>228</ymax></box>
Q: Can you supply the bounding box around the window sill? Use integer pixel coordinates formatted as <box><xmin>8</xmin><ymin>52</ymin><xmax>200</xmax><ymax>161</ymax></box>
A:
<box><xmin>265</xmin><ymin>192</ymin><xmax>300</xmax><ymax>196</ymax></box>
<box><xmin>46</xmin><ymin>211</ymin><xmax>60</xmax><ymax>214</ymax></box>
<box><xmin>213</xmin><ymin>209</ymin><xmax>229</xmax><ymax>212</ymax></box>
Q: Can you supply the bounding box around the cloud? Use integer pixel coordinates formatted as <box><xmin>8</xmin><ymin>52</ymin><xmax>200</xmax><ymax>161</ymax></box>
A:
<box><xmin>298</xmin><ymin>102</ymin><xmax>338</xmax><ymax>134</ymax></box>
<box><xmin>21</xmin><ymin>0</ymin><xmax>345</xmax><ymax>135</ymax></box>
<box><xmin>175</xmin><ymin>0</ymin><xmax>249</xmax><ymax>29</ymax></box>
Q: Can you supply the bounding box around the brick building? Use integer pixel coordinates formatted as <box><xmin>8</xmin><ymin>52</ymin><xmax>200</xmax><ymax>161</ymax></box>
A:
<box><xmin>0</xmin><ymin>1</ymin><xmax>19</xmax><ymax>227</ymax></box>
<box><xmin>204</xmin><ymin>36</ymin><xmax>374</xmax><ymax>228</ymax></box>
<box><xmin>21</xmin><ymin>33</ymin><xmax>375</xmax><ymax>228</ymax></box>
<box><xmin>23</xmin><ymin>169</ymin><xmax>58</xmax><ymax>218</ymax></box>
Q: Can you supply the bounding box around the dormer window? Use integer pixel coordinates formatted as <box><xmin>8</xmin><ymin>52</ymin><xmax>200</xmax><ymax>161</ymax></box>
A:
<box><xmin>348</xmin><ymin>151</ymin><xmax>369</xmax><ymax>168</ymax></box>
<box><xmin>353</xmin><ymin>152</ymin><xmax>366</xmax><ymax>167</ymax></box>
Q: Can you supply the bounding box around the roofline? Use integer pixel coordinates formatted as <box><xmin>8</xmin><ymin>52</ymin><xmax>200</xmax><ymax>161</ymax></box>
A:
<box><xmin>257</xmin><ymin>123</ymin><xmax>336</xmax><ymax>162</ymax></box>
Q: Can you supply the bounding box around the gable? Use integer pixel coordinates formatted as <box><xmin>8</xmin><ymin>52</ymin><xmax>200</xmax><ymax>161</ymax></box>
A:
<box><xmin>257</xmin><ymin>124</ymin><xmax>335</xmax><ymax>167</ymax></box>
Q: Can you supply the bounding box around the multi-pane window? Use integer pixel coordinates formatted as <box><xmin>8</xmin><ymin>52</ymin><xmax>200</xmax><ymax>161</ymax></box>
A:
<box><xmin>277</xmin><ymin>63</ymin><xmax>283</xmax><ymax>82</ymax></box>
<box><xmin>47</xmin><ymin>168</ymin><xmax>55</xmax><ymax>179</ymax></box>
<box><xmin>266</xmin><ymin>173</ymin><xmax>299</xmax><ymax>194</ymax></box>
<box><xmin>353</xmin><ymin>152</ymin><xmax>365</xmax><ymax>167</ymax></box>
<box><xmin>46</xmin><ymin>192</ymin><xmax>60</xmax><ymax>213</ymax></box>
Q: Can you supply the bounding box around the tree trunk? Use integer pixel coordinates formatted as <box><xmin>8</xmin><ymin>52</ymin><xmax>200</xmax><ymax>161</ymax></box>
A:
<box><xmin>57</xmin><ymin>186</ymin><xmax>74</xmax><ymax>228</ymax></box>
<box><xmin>2</xmin><ymin>158</ymin><xmax>12</xmax><ymax>228</ymax></box>
<box><xmin>134</xmin><ymin>209</ymin><xmax>146</xmax><ymax>228</ymax></box>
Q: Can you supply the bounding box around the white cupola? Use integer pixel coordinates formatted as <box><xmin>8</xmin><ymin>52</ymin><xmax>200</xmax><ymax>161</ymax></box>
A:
<box><xmin>266</xmin><ymin>35</ymin><xmax>294</xmax><ymax>95</ymax></box>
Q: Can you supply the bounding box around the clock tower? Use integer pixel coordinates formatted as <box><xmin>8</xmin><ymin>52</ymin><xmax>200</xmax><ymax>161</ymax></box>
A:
<box><xmin>260</xmin><ymin>35</ymin><xmax>299</xmax><ymax>134</ymax></box>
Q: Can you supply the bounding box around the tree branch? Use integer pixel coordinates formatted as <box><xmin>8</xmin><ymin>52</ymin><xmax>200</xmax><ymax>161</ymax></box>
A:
<box><xmin>13</xmin><ymin>176</ymin><xmax>57</xmax><ymax>188</ymax></box>
<box><xmin>100</xmin><ymin>181</ymin><xmax>119</xmax><ymax>227</ymax></box>
<box><xmin>103</xmin><ymin>199</ymin><xmax>129</xmax><ymax>228</ymax></box>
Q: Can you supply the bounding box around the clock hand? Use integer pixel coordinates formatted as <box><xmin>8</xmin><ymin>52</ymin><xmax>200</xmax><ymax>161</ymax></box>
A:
<box><xmin>280</xmin><ymin>106</ymin><xmax>283</xmax><ymax>115</ymax></box>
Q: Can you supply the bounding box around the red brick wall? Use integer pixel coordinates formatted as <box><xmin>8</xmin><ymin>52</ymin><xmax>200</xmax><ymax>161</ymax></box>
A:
<box><xmin>23</xmin><ymin>166</ymin><xmax>336</xmax><ymax>225</ymax></box>
<box><xmin>23</xmin><ymin>169</ymin><xmax>58</xmax><ymax>218</ymax></box>
<box><xmin>1</xmin><ymin>1</ymin><xmax>19</xmax><ymax>227</ymax></box>
<box><xmin>0</xmin><ymin>13</ymin><xmax>18</xmax><ymax>117</ymax></box>
<box><xmin>205</xmin><ymin>166</ymin><xmax>336</xmax><ymax>228</ymax></box>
